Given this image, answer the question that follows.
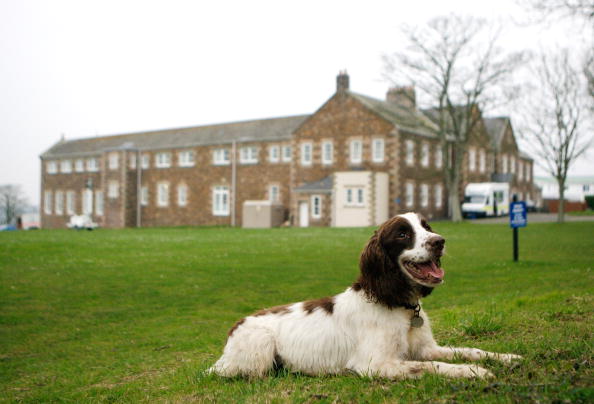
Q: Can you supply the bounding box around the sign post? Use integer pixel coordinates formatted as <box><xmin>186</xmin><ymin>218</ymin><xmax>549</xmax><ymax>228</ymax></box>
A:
<box><xmin>509</xmin><ymin>196</ymin><xmax>527</xmax><ymax>262</ymax></box>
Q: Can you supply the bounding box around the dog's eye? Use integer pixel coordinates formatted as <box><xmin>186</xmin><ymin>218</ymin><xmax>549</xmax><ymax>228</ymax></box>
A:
<box><xmin>398</xmin><ymin>232</ymin><xmax>408</xmax><ymax>238</ymax></box>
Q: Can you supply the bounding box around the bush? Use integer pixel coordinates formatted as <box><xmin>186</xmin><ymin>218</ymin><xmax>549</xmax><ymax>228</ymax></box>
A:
<box><xmin>585</xmin><ymin>195</ymin><xmax>594</xmax><ymax>210</ymax></box>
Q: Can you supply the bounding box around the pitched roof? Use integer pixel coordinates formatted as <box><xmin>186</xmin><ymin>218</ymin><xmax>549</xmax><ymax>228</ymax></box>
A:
<box><xmin>294</xmin><ymin>176</ymin><xmax>333</xmax><ymax>193</ymax></box>
<box><xmin>349</xmin><ymin>92</ymin><xmax>438</xmax><ymax>137</ymax></box>
<box><xmin>41</xmin><ymin>115</ymin><xmax>310</xmax><ymax>159</ymax></box>
<box><xmin>483</xmin><ymin>117</ymin><xmax>509</xmax><ymax>150</ymax></box>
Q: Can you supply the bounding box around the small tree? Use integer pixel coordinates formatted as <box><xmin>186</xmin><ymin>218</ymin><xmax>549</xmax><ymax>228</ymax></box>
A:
<box><xmin>519</xmin><ymin>50</ymin><xmax>592</xmax><ymax>222</ymax></box>
<box><xmin>0</xmin><ymin>185</ymin><xmax>28</xmax><ymax>225</ymax></box>
<box><xmin>383</xmin><ymin>15</ymin><xmax>525</xmax><ymax>221</ymax></box>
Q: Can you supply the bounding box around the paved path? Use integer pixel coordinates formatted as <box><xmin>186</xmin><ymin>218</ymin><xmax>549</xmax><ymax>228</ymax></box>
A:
<box><xmin>469</xmin><ymin>213</ymin><xmax>594</xmax><ymax>224</ymax></box>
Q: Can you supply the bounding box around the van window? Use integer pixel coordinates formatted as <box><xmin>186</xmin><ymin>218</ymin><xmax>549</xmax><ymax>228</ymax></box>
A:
<box><xmin>464</xmin><ymin>195</ymin><xmax>486</xmax><ymax>204</ymax></box>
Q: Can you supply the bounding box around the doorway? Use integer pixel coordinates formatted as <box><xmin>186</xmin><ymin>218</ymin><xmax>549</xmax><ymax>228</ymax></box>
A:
<box><xmin>299</xmin><ymin>202</ymin><xmax>309</xmax><ymax>227</ymax></box>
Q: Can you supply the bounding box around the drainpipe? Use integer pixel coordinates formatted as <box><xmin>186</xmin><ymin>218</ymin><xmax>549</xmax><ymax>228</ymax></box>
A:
<box><xmin>231</xmin><ymin>140</ymin><xmax>237</xmax><ymax>227</ymax></box>
<box><xmin>136</xmin><ymin>149</ymin><xmax>142</xmax><ymax>228</ymax></box>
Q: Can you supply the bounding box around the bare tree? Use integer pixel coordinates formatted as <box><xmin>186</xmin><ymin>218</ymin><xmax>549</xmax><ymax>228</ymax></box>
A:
<box><xmin>520</xmin><ymin>50</ymin><xmax>592</xmax><ymax>222</ymax></box>
<box><xmin>0</xmin><ymin>185</ymin><xmax>28</xmax><ymax>225</ymax></box>
<box><xmin>383</xmin><ymin>15</ymin><xmax>525</xmax><ymax>222</ymax></box>
<box><xmin>522</xmin><ymin>0</ymin><xmax>594</xmax><ymax>20</ymax></box>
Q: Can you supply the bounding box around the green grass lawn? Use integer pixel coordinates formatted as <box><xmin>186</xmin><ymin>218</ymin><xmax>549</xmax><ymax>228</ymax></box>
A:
<box><xmin>1</xmin><ymin>222</ymin><xmax>593</xmax><ymax>403</ymax></box>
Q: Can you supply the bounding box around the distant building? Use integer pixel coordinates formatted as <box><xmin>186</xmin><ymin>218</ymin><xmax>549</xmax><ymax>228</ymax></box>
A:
<box><xmin>40</xmin><ymin>72</ymin><xmax>535</xmax><ymax>228</ymax></box>
<box><xmin>535</xmin><ymin>176</ymin><xmax>594</xmax><ymax>202</ymax></box>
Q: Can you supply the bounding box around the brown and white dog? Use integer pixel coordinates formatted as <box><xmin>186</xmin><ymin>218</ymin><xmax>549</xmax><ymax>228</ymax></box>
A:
<box><xmin>210</xmin><ymin>212</ymin><xmax>520</xmax><ymax>378</ymax></box>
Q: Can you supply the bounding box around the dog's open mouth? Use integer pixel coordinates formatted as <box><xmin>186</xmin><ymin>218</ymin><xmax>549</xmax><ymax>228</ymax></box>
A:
<box><xmin>403</xmin><ymin>259</ymin><xmax>445</xmax><ymax>284</ymax></box>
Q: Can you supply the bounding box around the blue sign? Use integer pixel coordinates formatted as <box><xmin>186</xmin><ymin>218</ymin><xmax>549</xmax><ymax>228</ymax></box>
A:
<box><xmin>510</xmin><ymin>201</ymin><xmax>527</xmax><ymax>228</ymax></box>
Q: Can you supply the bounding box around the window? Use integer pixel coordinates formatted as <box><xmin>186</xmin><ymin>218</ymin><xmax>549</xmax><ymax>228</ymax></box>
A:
<box><xmin>141</xmin><ymin>154</ymin><xmax>150</xmax><ymax>169</ymax></box>
<box><xmin>479</xmin><ymin>149</ymin><xmax>486</xmax><ymax>173</ymax></box>
<box><xmin>350</xmin><ymin>140</ymin><xmax>362</xmax><ymax>164</ymax></box>
<box><xmin>345</xmin><ymin>187</ymin><xmax>364</xmax><ymax>206</ymax></box>
<box><xmin>435</xmin><ymin>146</ymin><xmax>443</xmax><ymax>168</ymax></box>
<box><xmin>177</xmin><ymin>184</ymin><xmax>188</xmax><ymax>206</ymax></box>
<box><xmin>525</xmin><ymin>164</ymin><xmax>531</xmax><ymax>181</ymax></box>
<box><xmin>82</xmin><ymin>189</ymin><xmax>93</xmax><ymax>215</ymax></box>
<box><xmin>434</xmin><ymin>184</ymin><xmax>443</xmax><ymax>208</ymax></box>
<box><xmin>239</xmin><ymin>146</ymin><xmax>258</xmax><ymax>164</ymax></box>
<box><xmin>141</xmin><ymin>186</ymin><xmax>149</xmax><ymax>206</ymax></box>
<box><xmin>421</xmin><ymin>142</ymin><xmax>429</xmax><ymax>167</ymax></box>
<box><xmin>213</xmin><ymin>186</ymin><xmax>230</xmax><ymax>216</ymax></box>
<box><xmin>108</xmin><ymin>152</ymin><xmax>119</xmax><ymax>170</ymax></box>
<box><xmin>518</xmin><ymin>161</ymin><xmax>524</xmax><ymax>181</ymax></box>
<box><xmin>95</xmin><ymin>191</ymin><xmax>104</xmax><ymax>215</ymax></box>
<box><xmin>301</xmin><ymin>142</ymin><xmax>312</xmax><ymax>166</ymax></box>
<box><xmin>311</xmin><ymin>195</ymin><xmax>322</xmax><ymax>219</ymax></box>
<box><xmin>406</xmin><ymin>140</ymin><xmax>415</xmax><ymax>166</ymax></box>
<box><xmin>75</xmin><ymin>159</ymin><xmax>85</xmax><ymax>172</ymax></box>
<box><xmin>372</xmin><ymin>138</ymin><xmax>385</xmax><ymax>163</ymax></box>
<box><xmin>269</xmin><ymin>185</ymin><xmax>280</xmax><ymax>202</ymax></box>
<box><xmin>282</xmin><ymin>145</ymin><xmax>292</xmax><ymax>162</ymax></box>
<box><xmin>55</xmin><ymin>191</ymin><xmax>64</xmax><ymax>214</ymax></box>
<box><xmin>322</xmin><ymin>141</ymin><xmax>333</xmax><ymax>165</ymax></box>
<box><xmin>66</xmin><ymin>191</ymin><xmax>75</xmax><ymax>215</ymax></box>
<box><xmin>157</xmin><ymin>182</ymin><xmax>169</xmax><ymax>207</ymax></box>
<box><xmin>178</xmin><ymin>150</ymin><xmax>195</xmax><ymax>167</ymax></box>
<box><xmin>60</xmin><ymin>160</ymin><xmax>72</xmax><ymax>173</ymax></box>
<box><xmin>129</xmin><ymin>153</ymin><xmax>137</xmax><ymax>169</ymax></box>
<box><xmin>420</xmin><ymin>184</ymin><xmax>429</xmax><ymax>207</ymax></box>
<box><xmin>501</xmin><ymin>154</ymin><xmax>508</xmax><ymax>173</ymax></box>
<box><xmin>510</xmin><ymin>156</ymin><xmax>516</xmax><ymax>174</ymax></box>
<box><xmin>213</xmin><ymin>149</ymin><xmax>230</xmax><ymax>165</ymax></box>
<box><xmin>47</xmin><ymin>161</ymin><xmax>58</xmax><ymax>174</ymax></box>
<box><xmin>44</xmin><ymin>191</ymin><xmax>52</xmax><ymax>214</ymax></box>
<box><xmin>468</xmin><ymin>147</ymin><xmax>476</xmax><ymax>172</ymax></box>
<box><xmin>268</xmin><ymin>145</ymin><xmax>280</xmax><ymax>163</ymax></box>
<box><xmin>108</xmin><ymin>181</ymin><xmax>119</xmax><ymax>198</ymax></box>
<box><xmin>156</xmin><ymin>152</ymin><xmax>171</xmax><ymax>168</ymax></box>
<box><xmin>406</xmin><ymin>182</ymin><xmax>414</xmax><ymax>208</ymax></box>
<box><xmin>87</xmin><ymin>158</ymin><xmax>99</xmax><ymax>172</ymax></box>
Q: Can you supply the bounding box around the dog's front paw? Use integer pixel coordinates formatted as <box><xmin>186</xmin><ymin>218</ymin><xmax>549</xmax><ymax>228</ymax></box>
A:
<box><xmin>435</xmin><ymin>363</ymin><xmax>494</xmax><ymax>379</ymax></box>
<box><xmin>496</xmin><ymin>353</ymin><xmax>523</xmax><ymax>364</ymax></box>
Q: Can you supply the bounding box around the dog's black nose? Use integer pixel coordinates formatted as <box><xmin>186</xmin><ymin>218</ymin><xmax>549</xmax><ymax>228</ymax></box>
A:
<box><xmin>428</xmin><ymin>236</ymin><xmax>445</xmax><ymax>251</ymax></box>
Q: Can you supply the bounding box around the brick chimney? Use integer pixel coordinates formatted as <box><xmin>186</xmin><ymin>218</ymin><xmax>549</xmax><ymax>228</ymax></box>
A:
<box><xmin>336</xmin><ymin>70</ymin><xmax>349</xmax><ymax>93</ymax></box>
<box><xmin>386</xmin><ymin>86</ymin><xmax>416</xmax><ymax>108</ymax></box>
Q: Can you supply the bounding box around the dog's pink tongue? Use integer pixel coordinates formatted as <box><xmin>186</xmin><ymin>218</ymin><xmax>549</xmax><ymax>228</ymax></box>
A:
<box><xmin>418</xmin><ymin>261</ymin><xmax>445</xmax><ymax>279</ymax></box>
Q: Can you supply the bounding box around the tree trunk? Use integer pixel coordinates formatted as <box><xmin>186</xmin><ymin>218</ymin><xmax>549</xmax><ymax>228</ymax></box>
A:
<box><xmin>557</xmin><ymin>180</ymin><xmax>565</xmax><ymax>223</ymax></box>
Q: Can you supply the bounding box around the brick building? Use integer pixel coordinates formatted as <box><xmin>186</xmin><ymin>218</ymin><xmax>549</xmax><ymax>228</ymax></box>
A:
<box><xmin>40</xmin><ymin>72</ymin><xmax>535</xmax><ymax>228</ymax></box>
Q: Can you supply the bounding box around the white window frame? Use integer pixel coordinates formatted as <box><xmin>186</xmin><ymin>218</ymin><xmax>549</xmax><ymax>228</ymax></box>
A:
<box><xmin>350</xmin><ymin>139</ymin><xmax>362</xmax><ymax>164</ymax></box>
<box><xmin>95</xmin><ymin>191</ymin><xmax>104</xmax><ymax>216</ymax></box>
<box><xmin>502</xmin><ymin>154</ymin><xmax>508</xmax><ymax>173</ymax></box>
<box><xmin>510</xmin><ymin>156</ymin><xmax>516</xmax><ymax>174</ymax></box>
<box><xmin>141</xmin><ymin>154</ymin><xmax>150</xmax><ymax>169</ymax></box>
<box><xmin>108</xmin><ymin>152</ymin><xmax>119</xmax><ymax>170</ymax></box>
<box><xmin>406</xmin><ymin>140</ymin><xmax>415</xmax><ymax>166</ymax></box>
<box><xmin>129</xmin><ymin>153</ymin><xmax>137</xmax><ymax>169</ymax></box>
<box><xmin>44</xmin><ymin>191</ymin><xmax>52</xmax><ymax>214</ymax></box>
<box><xmin>86</xmin><ymin>158</ymin><xmax>99</xmax><ymax>172</ymax></box>
<box><xmin>420</xmin><ymin>184</ymin><xmax>429</xmax><ymax>208</ymax></box>
<box><xmin>311</xmin><ymin>195</ymin><xmax>322</xmax><ymax>219</ymax></box>
<box><xmin>82</xmin><ymin>189</ymin><xmax>93</xmax><ymax>215</ymax></box>
<box><xmin>479</xmin><ymin>149</ymin><xmax>486</xmax><ymax>173</ymax></box>
<box><xmin>157</xmin><ymin>182</ymin><xmax>169</xmax><ymax>207</ymax></box>
<box><xmin>60</xmin><ymin>160</ymin><xmax>72</xmax><ymax>173</ymax></box>
<box><xmin>269</xmin><ymin>184</ymin><xmax>280</xmax><ymax>202</ymax></box>
<box><xmin>282</xmin><ymin>145</ymin><xmax>291</xmax><ymax>162</ymax></box>
<box><xmin>47</xmin><ymin>161</ymin><xmax>58</xmax><ymax>174</ymax></box>
<box><xmin>468</xmin><ymin>147</ymin><xmax>476</xmax><ymax>172</ymax></box>
<box><xmin>435</xmin><ymin>146</ymin><xmax>443</xmax><ymax>169</ymax></box>
<box><xmin>345</xmin><ymin>187</ymin><xmax>364</xmax><ymax>207</ymax></box>
<box><xmin>268</xmin><ymin>145</ymin><xmax>280</xmax><ymax>163</ymax></box>
<box><xmin>156</xmin><ymin>152</ymin><xmax>172</xmax><ymax>168</ymax></box>
<box><xmin>420</xmin><ymin>142</ymin><xmax>429</xmax><ymax>167</ymax></box>
<box><xmin>372</xmin><ymin>138</ymin><xmax>385</xmax><ymax>163</ymax></box>
<box><xmin>434</xmin><ymin>184</ymin><xmax>443</xmax><ymax>208</ymax></box>
<box><xmin>322</xmin><ymin>141</ymin><xmax>333</xmax><ymax>165</ymax></box>
<box><xmin>518</xmin><ymin>161</ymin><xmax>524</xmax><ymax>181</ymax></box>
<box><xmin>178</xmin><ymin>150</ymin><xmax>195</xmax><ymax>167</ymax></box>
<box><xmin>55</xmin><ymin>191</ymin><xmax>64</xmax><ymax>215</ymax></box>
<box><xmin>212</xmin><ymin>186</ymin><xmax>230</xmax><ymax>216</ymax></box>
<box><xmin>213</xmin><ymin>148</ymin><xmax>230</xmax><ymax>165</ymax></box>
<box><xmin>239</xmin><ymin>146</ymin><xmax>258</xmax><ymax>164</ymax></box>
<box><xmin>177</xmin><ymin>184</ymin><xmax>188</xmax><ymax>206</ymax></box>
<box><xmin>66</xmin><ymin>191</ymin><xmax>75</xmax><ymax>215</ymax></box>
<box><xmin>405</xmin><ymin>182</ymin><xmax>414</xmax><ymax>208</ymax></box>
<box><xmin>300</xmin><ymin>142</ymin><xmax>312</xmax><ymax>166</ymax></box>
<box><xmin>141</xmin><ymin>186</ymin><xmax>149</xmax><ymax>206</ymax></box>
<box><xmin>108</xmin><ymin>181</ymin><xmax>119</xmax><ymax>199</ymax></box>
<box><xmin>75</xmin><ymin>159</ymin><xmax>85</xmax><ymax>172</ymax></box>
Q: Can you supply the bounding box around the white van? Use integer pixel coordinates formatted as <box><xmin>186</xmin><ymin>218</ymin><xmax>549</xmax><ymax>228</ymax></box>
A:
<box><xmin>462</xmin><ymin>183</ymin><xmax>510</xmax><ymax>218</ymax></box>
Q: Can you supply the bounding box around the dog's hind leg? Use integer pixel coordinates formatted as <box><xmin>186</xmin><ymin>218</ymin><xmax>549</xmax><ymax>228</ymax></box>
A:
<box><xmin>209</xmin><ymin>324</ymin><xmax>277</xmax><ymax>378</ymax></box>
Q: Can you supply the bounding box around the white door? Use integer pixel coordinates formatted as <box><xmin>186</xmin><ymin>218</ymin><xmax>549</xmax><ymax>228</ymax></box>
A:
<box><xmin>299</xmin><ymin>202</ymin><xmax>309</xmax><ymax>227</ymax></box>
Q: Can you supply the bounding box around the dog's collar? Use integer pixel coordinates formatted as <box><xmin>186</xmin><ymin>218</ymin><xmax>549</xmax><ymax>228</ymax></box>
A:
<box><xmin>401</xmin><ymin>301</ymin><xmax>419</xmax><ymax>310</ymax></box>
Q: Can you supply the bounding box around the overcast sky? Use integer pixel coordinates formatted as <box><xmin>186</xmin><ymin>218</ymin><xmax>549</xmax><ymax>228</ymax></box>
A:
<box><xmin>1</xmin><ymin>0</ymin><xmax>592</xmax><ymax>205</ymax></box>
